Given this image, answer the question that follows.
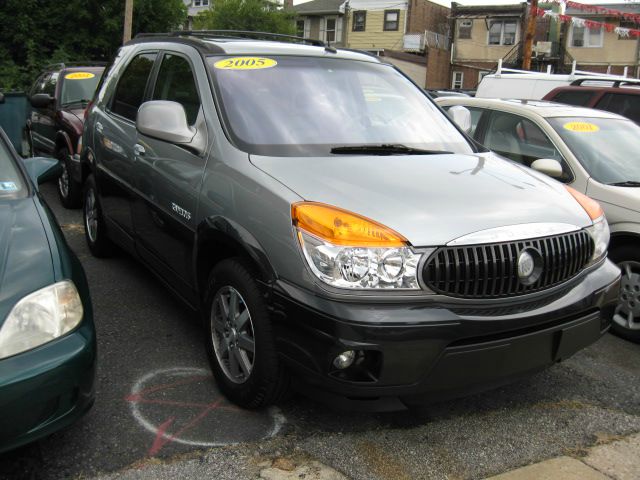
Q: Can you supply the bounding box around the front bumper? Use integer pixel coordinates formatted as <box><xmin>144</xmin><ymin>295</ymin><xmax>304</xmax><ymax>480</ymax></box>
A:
<box><xmin>270</xmin><ymin>259</ymin><xmax>620</xmax><ymax>411</ymax></box>
<box><xmin>0</xmin><ymin>320</ymin><xmax>96</xmax><ymax>453</ymax></box>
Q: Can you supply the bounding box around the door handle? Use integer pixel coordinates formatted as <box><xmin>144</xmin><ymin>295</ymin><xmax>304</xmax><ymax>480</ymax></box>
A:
<box><xmin>133</xmin><ymin>144</ymin><xmax>146</xmax><ymax>156</ymax></box>
<box><xmin>95</xmin><ymin>121</ymin><xmax>103</xmax><ymax>134</ymax></box>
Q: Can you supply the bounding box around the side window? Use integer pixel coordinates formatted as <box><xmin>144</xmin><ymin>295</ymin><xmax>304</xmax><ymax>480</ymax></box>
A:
<box><xmin>111</xmin><ymin>52</ymin><xmax>157</xmax><ymax>121</ymax></box>
<box><xmin>42</xmin><ymin>72</ymin><xmax>59</xmax><ymax>97</ymax></box>
<box><xmin>484</xmin><ymin>112</ymin><xmax>565</xmax><ymax>169</ymax></box>
<box><xmin>152</xmin><ymin>54</ymin><xmax>201</xmax><ymax>125</ymax></box>
<box><xmin>549</xmin><ymin>90</ymin><xmax>595</xmax><ymax>107</ymax></box>
<box><xmin>596</xmin><ymin>93</ymin><xmax>640</xmax><ymax>123</ymax></box>
<box><xmin>30</xmin><ymin>73</ymin><xmax>48</xmax><ymax>96</ymax></box>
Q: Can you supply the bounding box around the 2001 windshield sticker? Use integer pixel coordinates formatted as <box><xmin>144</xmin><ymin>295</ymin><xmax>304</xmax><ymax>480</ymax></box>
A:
<box><xmin>65</xmin><ymin>72</ymin><xmax>95</xmax><ymax>80</ymax></box>
<box><xmin>213</xmin><ymin>57</ymin><xmax>277</xmax><ymax>70</ymax></box>
<box><xmin>0</xmin><ymin>182</ymin><xmax>17</xmax><ymax>191</ymax></box>
<box><xmin>563</xmin><ymin>122</ymin><xmax>600</xmax><ymax>133</ymax></box>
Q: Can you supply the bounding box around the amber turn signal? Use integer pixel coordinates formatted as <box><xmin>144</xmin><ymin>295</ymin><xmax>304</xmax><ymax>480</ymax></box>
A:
<box><xmin>565</xmin><ymin>186</ymin><xmax>604</xmax><ymax>221</ymax></box>
<box><xmin>292</xmin><ymin>202</ymin><xmax>408</xmax><ymax>247</ymax></box>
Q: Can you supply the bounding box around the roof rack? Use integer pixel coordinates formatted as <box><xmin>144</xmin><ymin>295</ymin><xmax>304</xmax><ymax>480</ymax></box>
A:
<box><xmin>45</xmin><ymin>61</ymin><xmax>108</xmax><ymax>70</ymax></box>
<box><xmin>136</xmin><ymin>30</ymin><xmax>326</xmax><ymax>47</ymax></box>
<box><xmin>570</xmin><ymin>77</ymin><xmax>640</xmax><ymax>87</ymax></box>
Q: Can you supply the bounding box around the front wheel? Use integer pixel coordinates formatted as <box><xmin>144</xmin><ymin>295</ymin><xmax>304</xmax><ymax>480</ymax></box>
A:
<box><xmin>609</xmin><ymin>245</ymin><xmax>640</xmax><ymax>343</ymax></box>
<box><xmin>83</xmin><ymin>174</ymin><xmax>113</xmax><ymax>258</ymax></box>
<box><xmin>57</xmin><ymin>147</ymin><xmax>82</xmax><ymax>208</ymax></box>
<box><xmin>204</xmin><ymin>259</ymin><xmax>288</xmax><ymax>409</ymax></box>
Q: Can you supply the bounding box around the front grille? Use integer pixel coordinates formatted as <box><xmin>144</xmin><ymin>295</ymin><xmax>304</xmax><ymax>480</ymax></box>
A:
<box><xmin>422</xmin><ymin>230</ymin><xmax>593</xmax><ymax>299</ymax></box>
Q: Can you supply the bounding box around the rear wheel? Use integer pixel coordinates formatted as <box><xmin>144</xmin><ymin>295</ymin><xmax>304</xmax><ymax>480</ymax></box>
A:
<box><xmin>609</xmin><ymin>245</ymin><xmax>640</xmax><ymax>343</ymax></box>
<box><xmin>83</xmin><ymin>174</ymin><xmax>113</xmax><ymax>258</ymax></box>
<box><xmin>57</xmin><ymin>147</ymin><xmax>82</xmax><ymax>208</ymax></box>
<box><xmin>204</xmin><ymin>259</ymin><xmax>288</xmax><ymax>408</ymax></box>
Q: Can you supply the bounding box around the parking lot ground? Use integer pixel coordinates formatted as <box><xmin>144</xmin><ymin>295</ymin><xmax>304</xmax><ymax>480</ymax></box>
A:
<box><xmin>0</xmin><ymin>182</ymin><xmax>639</xmax><ymax>480</ymax></box>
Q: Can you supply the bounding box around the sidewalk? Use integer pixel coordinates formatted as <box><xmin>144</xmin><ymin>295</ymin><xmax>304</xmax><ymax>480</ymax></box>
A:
<box><xmin>486</xmin><ymin>432</ymin><xmax>640</xmax><ymax>480</ymax></box>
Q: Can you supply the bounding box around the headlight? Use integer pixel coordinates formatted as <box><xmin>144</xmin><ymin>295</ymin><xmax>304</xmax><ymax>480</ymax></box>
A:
<box><xmin>293</xmin><ymin>202</ymin><xmax>421</xmax><ymax>290</ymax></box>
<box><xmin>565</xmin><ymin>186</ymin><xmax>609</xmax><ymax>263</ymax></box>
<box><xmin>586</xmin><ymin>215</ymin><xmax>610</xmax><ymax>263</ymax></box>
<box><xmin>0</xmin><ymin>281</ymin><xmax>83</xmax><ymax>360</ymax></box>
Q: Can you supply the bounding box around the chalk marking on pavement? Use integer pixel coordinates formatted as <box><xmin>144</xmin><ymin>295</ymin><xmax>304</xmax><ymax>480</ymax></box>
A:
<box><xmin>126</xmin><ymin>367</ymin><xmax>286</xmax><ymax>453</ymax></box>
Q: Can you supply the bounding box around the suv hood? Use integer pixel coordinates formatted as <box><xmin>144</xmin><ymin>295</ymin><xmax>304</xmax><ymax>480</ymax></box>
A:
<box><xmin>250</xmin><ymin>153</ymin><xmax>592</xmax><ymax>246</ymax></box>
<box><xmin>0</xmin><ymin>198</ymin><xmax>54</xmax><ymax>326</ymax></box>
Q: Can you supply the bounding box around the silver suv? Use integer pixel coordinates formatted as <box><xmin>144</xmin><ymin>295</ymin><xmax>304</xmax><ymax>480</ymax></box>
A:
<box><xmin>81</xmin><ymin>31</ymin><xmax>620</xmax><ymax>410</ymax></box>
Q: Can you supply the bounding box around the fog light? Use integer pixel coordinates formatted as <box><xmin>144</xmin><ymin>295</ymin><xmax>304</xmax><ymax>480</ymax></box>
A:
<box><xmin>333</xmin><ymin>350</ymin><xmax>356</xmax><ymax>369</ymax></box>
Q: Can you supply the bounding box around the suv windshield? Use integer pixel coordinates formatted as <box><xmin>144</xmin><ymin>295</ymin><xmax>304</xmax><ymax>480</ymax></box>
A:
<box><xmin>548</xmin><ymin>116</ymin><xmax>640</xmax><ymax>185</ymax></box>
<box><xmin>208</xmin><ymin>56</ymin><xmax>474</xmax><ymax>156</ymax></box>
<box><xmin>0</xmin><ymin>139</ymin><xmax>26</xmax><ymax>199</ymax></box>
<box><xmin>60</xmin><ymin>70</ymin><xmax>103</xmax><ymax>106</ymax></box>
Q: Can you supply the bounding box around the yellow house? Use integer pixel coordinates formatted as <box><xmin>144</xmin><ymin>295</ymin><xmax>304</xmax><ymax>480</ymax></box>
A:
<box><xmin>345</xmin><ymin>0</ymin><xmax>408</xmax><ymax>53</ymax></box>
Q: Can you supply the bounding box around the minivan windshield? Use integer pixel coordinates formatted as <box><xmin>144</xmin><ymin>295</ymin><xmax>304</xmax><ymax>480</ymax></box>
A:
<box><xmin>208</xmin><ymin>56</ymin><xmax>474</xmax><ymax>156</ymax></box>
<box><xmin>60</xmin><ymin>69</ymin><xmax>103</xmax><ymax>106</ymax></box>
<box><xmin>548</xmin><ymin>116</ymin><xmax>640</xmax><ymax>185</ymax></box>
<box><xmin>0</xmin><ymin>139</ymin><xmax>26</xmax><ymax>199</ymax></box>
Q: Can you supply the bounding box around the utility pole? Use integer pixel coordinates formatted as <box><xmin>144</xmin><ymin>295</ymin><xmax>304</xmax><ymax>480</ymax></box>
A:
<box><xmin>123</xmin><ymin>0</ymin><xmax>133</xmax><ymax>44</ymax></box>
<box><xmin>522</xmin><ymin>0</ymin><xmax>538</xmax><ymax>70</ymax></box>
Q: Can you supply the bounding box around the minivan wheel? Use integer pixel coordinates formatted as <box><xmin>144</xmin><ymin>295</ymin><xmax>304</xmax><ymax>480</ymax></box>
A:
<box><xmin>204</xmin><ymin>259</ymin><xmax>288</xmax><ymax>409</ymax></box>
<box><xmin>83</xmin><ymin>174</ymin><xmax>113</xmax><ymax>257</ymax></box>
<box><xmin>57</xmin><ymin>147</ymin><xmax>82</xmax><ymax>208</ymax></box>
<box><xmin>609</xmin><ymin>245</ymin><xmax>640</xmax><ymax>343</ymax></box>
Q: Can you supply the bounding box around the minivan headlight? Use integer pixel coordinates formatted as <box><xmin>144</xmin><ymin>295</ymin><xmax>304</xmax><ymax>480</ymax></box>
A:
<box><xmin>586</xmin><ymin>215</ymin><xmax>610</xmax><ymax>263</ymax></box>
<box><xmin>0</xmin><ymin>281</ymin><xmax>83</xmax><ymax>360</ymax></box>
<box><xmin>293</xmin><ymin>202</ymin><xmax>421</xmax><ymax>290</ymax></box>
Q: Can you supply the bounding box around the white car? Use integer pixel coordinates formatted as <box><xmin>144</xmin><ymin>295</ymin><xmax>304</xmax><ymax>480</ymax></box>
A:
<box><xmin>437</xmin><ymin>97</ymin><xmax>640</xmax><ymax>343</ymax></box>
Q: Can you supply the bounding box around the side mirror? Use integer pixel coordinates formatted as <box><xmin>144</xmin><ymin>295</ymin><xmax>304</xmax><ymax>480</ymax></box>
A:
<box><xmin>22</xmin><ymin>156</ymin><xmax>62</xmax><ymax>187</ymax></box>
<box><xmin>137</xmin><ymin>101</ymin><xmax>195</xmax><ymax>145</ymax></box>
<box><xmin>531</xmin><ymin>158</ymin><xmax>563</xmax><ymax>178</ymax></box>
<box><xmin>30</xmin><ymin>93</ymin><xmax>54</xmax><ymax>109</ymax></box>
<box><xmin>0</xmin><ymin>92</ymin><xmax>5</xmax><ymax>104</ymax></box>
<box><xmin>448</xmin><ymin>105</ymin><xmax>472</xmax><ymax>133</ymax></box>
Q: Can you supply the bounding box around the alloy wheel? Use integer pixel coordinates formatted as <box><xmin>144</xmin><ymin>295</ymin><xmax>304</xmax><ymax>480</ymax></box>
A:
<box><xmin>85</xmin><ymin>188</ymin><xmax>98</xmax><ymax>243</ymax></box>
<box><xmin>613</xmin><ymin>261</ymin><xmax>640</xmax><ymax>331</ymax></box>
<box><xmin>58</xmin><ymin>160</ymin><xmax>70</xmax><ymax>199</ymax></box>
<box><xmin>210</xmin><ymin>286</ymin><xmax>256</xmax><ymax>384</ymax></box>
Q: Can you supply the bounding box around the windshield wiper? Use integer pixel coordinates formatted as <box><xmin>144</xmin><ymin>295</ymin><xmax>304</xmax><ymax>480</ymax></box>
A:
<box><xmin>330</xmin><ymin>144</ymin><xmax>453</xmax><ymax>155</ymax></box>
<box><xmin>607</xmin><ymin>180</ymin><xmax>640</xmax><ymax>187</ymax></box>
<box><xmin>61</xmin><ymin>99</ymin><xmax>91</xmax><ymax>107</ymax></box>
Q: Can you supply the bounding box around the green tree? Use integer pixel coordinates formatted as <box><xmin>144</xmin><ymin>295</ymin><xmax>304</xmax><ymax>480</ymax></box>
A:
<box><xmin>0</xmin><ymin>0</ymin><xmax>187</xmax><ymax>92</ymax></box>
<box><xmin>193</xmin><ymin>0</ymin><xmax>296</xmax><ymax>35</ymax></box>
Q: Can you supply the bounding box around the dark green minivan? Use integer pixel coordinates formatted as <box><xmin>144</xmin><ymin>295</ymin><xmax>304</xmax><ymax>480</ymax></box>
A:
<box><xmin>0</xmin><ymin>128</ymin><xmax>95</xmax><ymax>452</ymax></box>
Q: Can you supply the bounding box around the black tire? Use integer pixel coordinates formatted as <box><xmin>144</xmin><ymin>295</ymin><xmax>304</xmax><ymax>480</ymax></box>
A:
<box><xmin>204</xmin><ymin>258</ymin><xmax>289</xmax><ymax>409</ymax></box>
<box><xmin>83</xmin><ymin>174</ymin><xmax>114</xmax><ymax>258</ymax></box>
<box><xmin>57</xmin><ymin>147</ymin><xmax>82</xmax><ymax>208</ymax></box>
<box><xmin>608</xmin><ymin>245</ymin><xmax>640</xmax><ymax>343</ymax></box>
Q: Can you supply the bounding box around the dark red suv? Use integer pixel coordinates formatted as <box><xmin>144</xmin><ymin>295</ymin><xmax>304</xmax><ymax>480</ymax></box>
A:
<box><xmin>26</xmin><ymin>63</ymin><xmax>105</xmax><ymax>207</ymax></box>
<box><xmin>543</xmin><ymin>78</ymin><xmax>640</xmax><ymax>125</ymax></box>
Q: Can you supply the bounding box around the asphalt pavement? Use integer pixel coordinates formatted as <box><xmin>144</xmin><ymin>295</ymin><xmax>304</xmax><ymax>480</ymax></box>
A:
<box><xmin>0</xmin><ymin>182</ymin><xmax>639</xmax><ymax>480</ymax></box>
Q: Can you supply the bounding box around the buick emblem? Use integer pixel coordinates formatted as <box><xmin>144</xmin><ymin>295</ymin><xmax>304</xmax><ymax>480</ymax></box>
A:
<box><xmin>517</xmin><ymin>248</ymin><xmax>542</xmax><ymax>285</ymax></box>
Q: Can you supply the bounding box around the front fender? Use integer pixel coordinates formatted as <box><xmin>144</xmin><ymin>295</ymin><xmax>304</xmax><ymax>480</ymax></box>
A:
<box><xmin>195</xmin><ymin>216</ymin><xmax>277</xmax><ymax>294</ymax></box>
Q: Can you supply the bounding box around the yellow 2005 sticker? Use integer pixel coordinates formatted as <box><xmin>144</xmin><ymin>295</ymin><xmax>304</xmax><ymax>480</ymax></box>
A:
<box><xmin>563</xmin><ymin>121</ymin><xmax>600</xmax><ymax>133</ymax></box>
<box><xmin>214</xmin><ymin>57</ymin><xmax>277</xmax><ymax>70</ymax></box>
<box><xmin>65</xmin><ymin>72</ymin><xmax>95</xmax><ymax>80</ymax></box>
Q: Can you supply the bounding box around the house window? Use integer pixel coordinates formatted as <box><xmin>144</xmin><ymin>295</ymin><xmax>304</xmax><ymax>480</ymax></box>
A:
<box><xmin>618</xmin><ymin>20</ymin><xmax>635</xmax><ymax>40</ymax></box>
<box><xmin>296</xmin><ymin>20</ymin><xmax>305</xmax><ymax>38</ymax></box>
<box><xmin>353</xmin><ymin>11</ymin><xmax>366</xmax><ymax>32</ymax></box>
<box><xmin>452</xmin><ymin>71</ymin><xmax>464</xmax><ymax>89</ymax></box>
<box><xmin>193</xmin><ymin>0</ymin><xmax>209</xmax><ymax>6</ymax></box>
<box><xmin>458</xmin><ymin>19</ymin><xmax>473</xmax><ymax>39</ymax></box>
<box><xmin>571</xmin><ymin>24</ymin><xmax>603</xmax><ymax>47</ymax></box>
<box><xmin>326</xmin><ymin>18</ymin><xmax>336</xmax><ymax>42</ymax></box>
<box><xmin>488</xmin><ymin>20</ymin><xmax>517</xmax><ymax>45</ymax></box>
<box><xmin>384</xmin><ymin>10</ymin><xmax>400</xmax><ymax>31</ymax></box>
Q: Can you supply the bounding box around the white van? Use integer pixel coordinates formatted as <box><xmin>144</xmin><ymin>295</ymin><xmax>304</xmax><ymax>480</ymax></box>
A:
<box><xmin>476</xmin><ymin>62</ymin><xmax>632</xmax><ymax>100</ymax></box>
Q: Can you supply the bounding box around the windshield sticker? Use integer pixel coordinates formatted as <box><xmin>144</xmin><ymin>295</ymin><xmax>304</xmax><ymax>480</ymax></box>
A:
<box><xmin>65</xmin><ymin>72</ymin><xmax>95</xmax><ymax>80</ymax></box>
<box><xmin>0</xmin><ymin>182</ymin><xmax>17</xmax><ymax>191</ymax></box>
<box><xmin>563</xmin><ymin>122</ymin><xmax>600</xmax><ymax>133</ymax></box>
<box><xmin>214</xmin><ymin>57</ymin><xmax>277</xmax><ymax>70</ymax></box>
